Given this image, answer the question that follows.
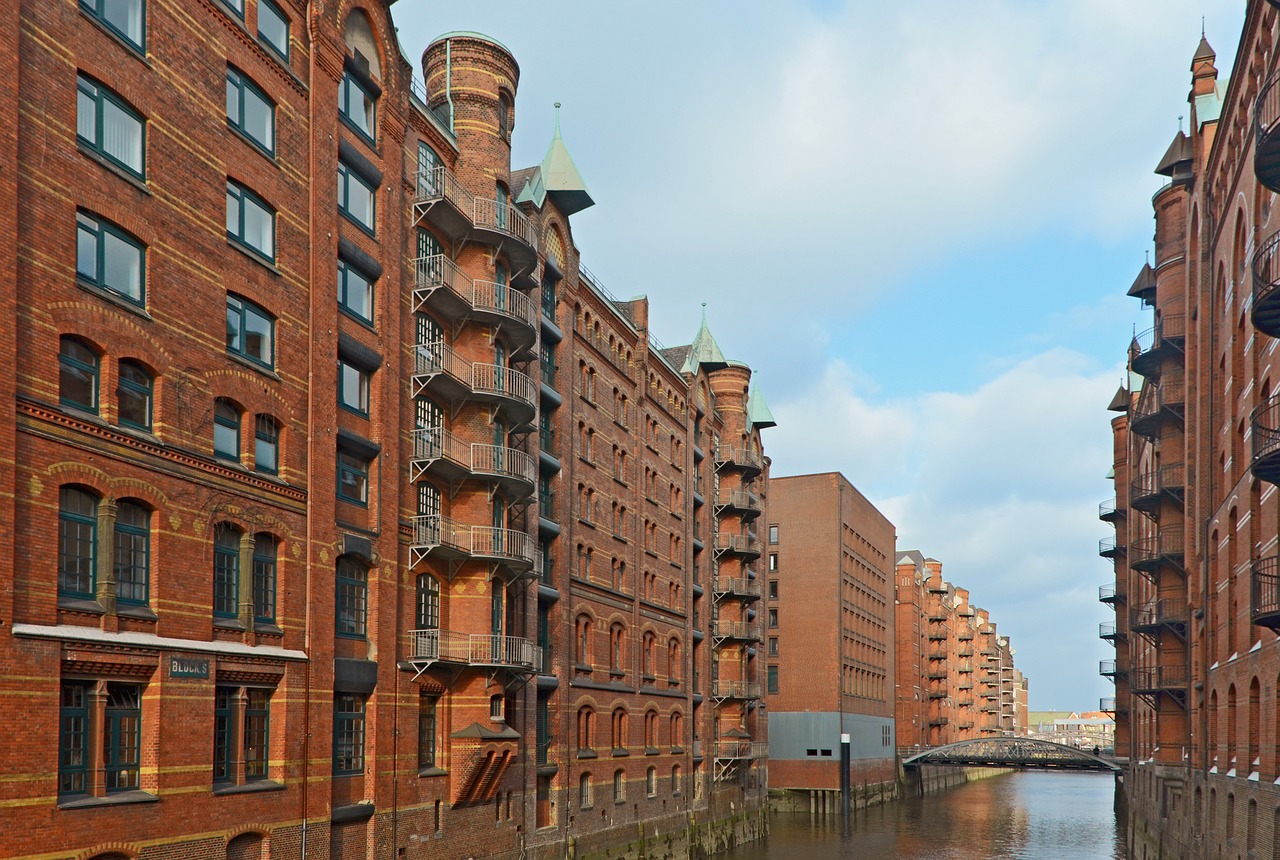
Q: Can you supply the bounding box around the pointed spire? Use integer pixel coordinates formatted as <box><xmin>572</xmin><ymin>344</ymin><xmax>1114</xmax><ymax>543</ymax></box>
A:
<box><xmin>681</xmin><ymin>303</ymin><xmax>729</xmax><ymax>373</ymax></box>
<box><xmin>540</xmin><ymin>102</ymin><xmax>594</xmax><ymax>216</ymax></box>
<box><xmin>1193</xmin><ymin>34</ymin><xmax>1215</xmax><ymax>63</ymax></box>
<box><xmin>747</xmin><ymin>385</ymin><xmax>777</xmax><ymax>429</ymax></box>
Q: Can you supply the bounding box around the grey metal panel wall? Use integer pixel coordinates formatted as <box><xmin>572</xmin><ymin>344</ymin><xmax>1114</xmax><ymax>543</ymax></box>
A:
<box><xmin>769</xmin><ymin>712</ymin><xmax>894</xmax><ymax>761</ymax></box>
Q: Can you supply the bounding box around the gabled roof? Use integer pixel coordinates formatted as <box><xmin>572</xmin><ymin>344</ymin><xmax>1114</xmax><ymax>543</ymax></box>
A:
<box><xmin>1192</xmin><ymin>35</ymin><xmax>1215</xmax><ymax>63</ymax></box>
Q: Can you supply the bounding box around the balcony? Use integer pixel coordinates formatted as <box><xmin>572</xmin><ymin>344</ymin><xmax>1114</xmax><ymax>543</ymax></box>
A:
<box><xmin>1099</xmin><ymin>696</ymin><xmax>1126</xmax><ymax>716</ymax></box>
<box><xmin>713</xmin><ymin>445</ymin><xmax>763</xmax><ymax>477</ymax></box>
<box><xmin>1130</xmin><ymin>599</ymin><xmax>1188</xmax><ymax>639</ymax></box>
<box><xmin>1129</xmin><ymin>463</ymin><xmax>1185</xmax><ymax>516</ymax></box>
<box><xmin>956</xmin><ymin>662</ymin><xmax>973</xmax><ymax>674</ymax></box>
<box><xmin>472</xmin><ymin>197</ymin><xmax>538</xmax><ymax>272</ymax></box>
<box><xmin>957</xmin><ymin>630</ymin><xmax>974</xmax><ymax>641</ymax></box>
<box><xmin>1099</xmin><ymin>621</ymin><xmax>1125</xmax><ymax>643</ymax></box>
<box><xmin>1251</xmin><ymin>393</ymin><xmax>1280</xmax><ymax>485</ymax></box>
<box><xmin>714</xmin><ymin>741</ymin><xmax>768</xmax><ymax>760</ymax></box>
<box><xmin>1251</xmin><ymin>554</ymin><xmax>1280</xmax><ymax>631</ymax></box>
<box><xmin>412</xmin><ymin>258</ymin><xmax>538</xmax><ymax>352</ymax></box>
<box><xmin>928</xmin><ymin>647</ymin><xmax>948</xmax><ymax>660</ymax></box>
<box><xmin>712</xmin><ymin>620</ymin><xmax>763</xmax><ymax>642</ymax></box>
<box><xmin>714</xmin><ymin>489</ymin><xmax>763</xmax><ymax>521</ymax></box>
<box><xmin>1099</xmin><ymin>583</ymin><xmax>1125</xmax><ymax>604</ymax></box>
<box><xmin>713</xmin><ymin>577</ymin><xmax>763</xmax><ymax>602</ymax></box>
<box><xmin>1099</xmin><ymin>536</ymin><xmax>1126</xmax><ymax>559</ymax></box>
<box><xmin>713</xmin><ymin>532</ymin><xmax>762</xmax><ymax>559</ymax></box>
<box><xmin>409</xmin><ymin>429</ymin><xmax>534</xmax><ymax>496</ymax></box>
<box><xmin>409</xmin><ymin>515</ymin><xmax>535</xmax><ymax>575</ymax></box>
<box><xmin>1130</xmin><ymin>313</ymin><xmax>1186</xmax><ymax>378</ymax></box>
<box><xmin>1257</xmin><ymin>68</ymin><xmax>1280</xmax><ymax>194</ymax></box>
<box><xmin>1130</xmin><ymin>527</ymin><xmax>1185</xmax><ymax>577</ymax></box>
<box><xmin>412</xmin><ymin>341</ymin><xmax>537</xmax><ymax>427</ymax></box>
<box><xmin>406</xmin><ymin>628</ymin><xmax>540</xmax><ymax>672</ymax></box>
<box><xmin>412</xmin><ymin>165</ymin><xmax>474</xmax><ymax>242</ymax></box>
<box><xmin>711</xmin><ymin>680</ymin><xmax>762</xmax><ymax>700</ymax></box>
<box><xmin>1129</xmin><ymin>665</ymin><xmax>1189</xmax><ymax>697</ymax></box>
<box><xmin>1130</xmin><ymin>372</ymin><xmax>1185</xmax><ymax>440</ymax></box>
<box><xmin>1099</xmin><ymin>498</ymin><xmax>1125</xmax><ymax>524</ymax></box>
<box><xmin>928</xmin><ymin>717</ymin><xmax>949</xmax><ymax>727</ymax></box>
<box><xmin>1099</xmin><ymin>659</ymin><xmax>1125</xmax><ymax>680</ymax></box>
<box><xmin>928</xmin><ymin>687</ymin><xmax>949</xmax><ymax>700</ymax></box>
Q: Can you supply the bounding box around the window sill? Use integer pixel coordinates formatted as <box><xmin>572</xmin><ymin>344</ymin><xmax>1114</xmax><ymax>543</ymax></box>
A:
<box><xmin>116</xmin><ymin>603</ymin><xmax>158</xmax><ymax>621</ymax></box>
<box><xmin>609</xmin><ymin>668</ymin><xmax>625</xmax><ymax>679</ymax></box>
<box><xmin>645</xmin><ymin>747</ymin><xmax>660</xmax><ymax>757</ymax></box>
<box><xmin>213</xmin><ymin>779</ymin><xmax>284</xmax><ymax>796</ymax></box>
<box><xmin>226</xmin><ymin>122</ymin><xmax>278</xmax><ymax>165</ymax></box>
<box><xmin>576</xmin><ymin>749</ymin><xmax>597</xmax><ymax>760</ymax></box>
<box><xmin>254</xmin><ymin>621</ymin><xmax>284</xmax><ymax>636</ymax></box>
<box><xmin>226</xmin><ymin>237</ymin><xmax>281</xmax><ymax>276</ymax></box>
<box><xmin>417</xmin><ymin>767</ymin><xmax>447</xmax><ymax>778</ymax></box>
<box><xmin>76</xmin><ymin>278</ymin><xmax>151</xmax><ymax>320</ymax></box>
<box><xmin>670</xmin><ymin>746</ymin><xmax>684</xmax><ymax>755</ymax></box>
<box><xmin>574</xmin><ymin>664</ymin><xmax>593</xmax><ymax>675</ymax></box>
<box><xmin>641</xmin><ymin>674</ymin><xmax>656</xmax><ymax>684</ymax></box>
<box><xmin>225</xmin><ymin>350</ymin><xmax>282</xmax><ymax>382</ymax></box>
<box><xmin>59</xmin><ymin>789</ymin><xmax>158</xmax><ymax>810</ymax></box>
<box><xmin>612</xmin><ymin>748</ymin><xmax>629</xmax><ymax>758</ymax></box>
<box><xmin>58</xmin><ymin>596</ymin><xmax>106</xmax><ymax>615</ymax></box>
<box><xmin>213</xmin><ymin>617</ymin><xmax>246</xmax><ymax>632</ymax></box>
<box><xmin>77</xmin><ymin>144</ymin><xmax>150</xmax><ymax>194</ymax></box>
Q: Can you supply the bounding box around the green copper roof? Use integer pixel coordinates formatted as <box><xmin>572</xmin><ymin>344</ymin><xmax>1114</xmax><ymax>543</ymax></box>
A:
<box><xmin>540</xmin><ymin>104</ymin><xmax>594</xmax><ymax>216</ymax></box>
<box><xmin>748</xmin><ymin>386</ymin><xmax>776</xmax><ymax>429</ymax></box>
<box><xmin>1195</xmin><ymin>81</ymin><xmax>1225</xmax><ymax>127</ymax></box>
<box><xmin>680</xmin><ymin>305</ymin><xmax>728</xmax><ymax>373</ymax></box>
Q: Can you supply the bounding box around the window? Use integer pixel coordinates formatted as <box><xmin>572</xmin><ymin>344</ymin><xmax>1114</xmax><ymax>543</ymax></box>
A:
<box><xmin>336</xmin><ymin>556</ymin><xmax>367</xmax><ymax>637</ymax></box>
<box><xmin>671</xmin><ymin>765</ymin><xmax>682</xmax><ymax>796</ymax></box>
<box><xmin>225</xmin><ymin>295</ymin><xmax>274</xmax><ymax>368</ymax></box>
<box><xmin>76</xmin><ymin>75</ymin><xmax>144</xmax><ymax>178</ymax></box>
<box><xmin>333</xmin><ymin>694</ymin><xmax>366</xmax><ymax>775</ymax></box>
<box><xmin>338</xmin><ymin>260</ymin><xmax>374</xmax><ymax>323</ymax></box>
<box><xmin>670</xmin><ymin>712</ymin><xmax>683</xmax><ymax>750</ymax></box>
<box><xmin>613</xmin><ymin>769</ymin><xmax>626</xmax><ymax>803</ymax></box>
<box><xmin>338</xmin><ymin>358</ymin><xmax>370</xmax><ymax>415</ymax></box>
<box><xmin>340</xmin><ymin>71</ymin><xmax>376</xmax><ymax>141</ymax></box>
<box><xmin>337</xmin><ymin>450</ymin><xmax>370</xmax><ymax>504</ymax></box>
<box><xmin>226</xmin><ymin>68</ymin><xmax>275</xmax><ymax>154</ymax></box>
<box><xmin>59</xmin><ymin>337</ymin><xmax>99</xmax><ymax>413</ymax></box>
<box><xmin>768</xmin><ymin>552</ymin><xmax>778</xmax><ymax>571</ymax></box>
<box><xmin>226</xmin><ymin>181</ymin><xmax>275</xmax><ymax>260</ymax></box>
<box><xmin>576</xmin><ymin>615</ymin><xmax>593</xmax><ymax>668</ymax></box>
<box><xmin>609</xmin><ymin>623</ymin><xmax>625</xmax><ymax>675</ymax></box>
<box><xmin>579</xmin><ymin>772</ymin><xmax>592</xmax><ymax>808</ymax></box>
<box><xmin>768</xmin><ymin>525</ymin><xmax>778</xmax><ymax>544</ymax></box>
<box><xmin>418</xmin><ymin>692</ymin><xmax>438</xmax><ymax>769</ymax></box>
<box><xmin>768</xmin><ymin>608</ymin><xmax>778</xmax><ymax>628</ymax></box>
<box><xmin>416</xmin><ymin>574</ymin><xmax>440</xmax><ymax>629</ymax></box>
<box><xmin>644</xmin><ymin>710</ymin><xmax>658</xmax><ymax>750</ymax></box>
<box><xmin>338</xmin><ymin>161</ymin><xmax>376</xmax><ymax>232</ymax></box>
<box><xmin>215</xmin><ymin>686</ymin><xmax>271</xmax><ymax>784</ymax></box>
<box><xmin>213</xmin><ymin>399</ymin><xmax>241</xmax><ymax>461</ymax></box>
<box><xmin>646</xmin><ymin>766</ymin><xmax>657</xmax><ymax>797</ymax></box>
<box><xmin>768</xmin><ymin>637</ymin><xmax>779</xmax><ymax>657</ymax></box>
<box><xmin>576</xmin><ymin>706</ymin><xmax>595</xmax><ymax>754</ymax></box>
<box><xmin>257</xmin><ymin>0</ymin><xmax>289</xmax><ymax>60</ymax></box>
<box><xmin>254</xmin><ymin>415</ymin><xmax>279</xmax><ymax>474</ymax></box>
<box><xmin>252</xmin><ymin>534</ymin><xmax>276</xmax><ymax>624</ymax></box>
<box><xmin>76</xmin><ymin>212</ymin><xmax>144</xmax><ymax>303</ymax></box>
<box><xmin>213</xmin><ymin>525</ymin><xmax>240</xmax><ymax>619</ymax></box>
<box><xmin>767</xmin><ymin>665</ymin><xmax>779</xmax><ymax>694</ymax></box>
<box><xmin>221</xmin><ymin>0</ymin><xmax>245</xmax><ymax>18</ymax></box>
<box><xmin>497</xmin><ymin>93</ymin><xmax>510</xmax><ymax>141</ymax></box>
<box><xmin>104</xmin><ymin>683</ymin><xmax>141</xmax><ymax>791</ymax></box>
<box><xmin>59</xmin><ymin>487</ymin><xmax>98</xmax><ymax>599</ymax></box>
<box><xmin>59</xmin><ymin>681</ymin><xmax>90</xmax><ymax>795</ymax></box>
<box><xmin>80</xmin><ymin>0</ymin><xmax>144</xmax><ymax>51</ymax></box>
<box><xmin>108</xmin><ymin>362</ymin><xmax>152</xmax><ymax>433</ymax></box>
<box><xmin>768</xmin><ymin>580</ymin><xmax>778</xmax><ymax>600</ymax></box>
<box><xmin>611</xmin><ymin>708</ymin><xmax>628</xmax><ymax>752</ymax></box>
<box><xmin>113</xmin><ymin>501</ymin><xmax>149</xmax><ymax>606</ymax></box>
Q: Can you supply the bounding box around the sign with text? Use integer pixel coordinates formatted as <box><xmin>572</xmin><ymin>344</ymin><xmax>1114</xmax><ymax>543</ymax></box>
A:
<box><xmin>169</xmin><ymin>656</ymin><xmax>210</xmax><ymax>679</ymax></box>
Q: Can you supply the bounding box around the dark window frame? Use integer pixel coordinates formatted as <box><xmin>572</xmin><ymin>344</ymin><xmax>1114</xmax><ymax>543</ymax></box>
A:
<box><xmin>59</xmin><ymin>681</ymin><xmax>91</xmax><ymax>796</ymax></box>
<box><xmin>213</xmin><ymin>526</ymin><xmax>240</xmax><ymax>619</ymax></box>
<box><xmin>117</xmin><ymin>360</ymin><xmax>153</xmax><ymax>430</ymax></box>
<box><xmin>58</xmin><ymin>486</ymin><xmax>98</xmax><ymax>600</ymax></box>
<box><xmin>339</xmin><ymin>71</ymin><xmax>377</xmax><ymax>144</ymax></box>
<box><xmin>257</xmin><ymin>0</ymin><xmax>290</xmax><ymax>61</ymax></box>
<box><xmin>337</xmin><ymin>449</ymin><xmax>370</xmax><ymax>505</ymax></box>
<box><xmin>337</xmin><ymin>357</ymin><xmax>370</xmax><ymax>416</ymax></box>
<box><xmin>213</xmin><ymin>399</ymin><xmax>241</xmax><ymax>461</ymax></box>
<box><xmin>252</xmin><ymin>534</ymin><xmax>276</xmax><ymax>624</ymax></box>
<box><xmin>226</xmin><ymin>67</ymin><xmax>275</xmax><ymax>156</ymax></box>
<box><xmin>335</xmin><ymin>556</ymin><xmax>368</xmax><ymax>638</ymax></box>
<box><xmin>338</xmin><ymin>259</ymin><xmax>374</xmax><ymax>325</ymax></box>
<box><xmin>59</xmin><ymin>337</ymin><xmax>100</xmax><ymax>414</ymax></box>
<box><xmin>225</xmin><ymin>294</ymin><xmax>275</xmax><ymax>369</ymax></box>
<box><xmin>113</xmin><ymin>500</ymin><xmax>150</xmax><ymax>606</ymax></box>
<box><xmin>333</xmin><ymin>693</ymin><xmax>366</xmax><ymax>775</ymax></box>
<box><xmin>79</xmin><ymin>0</ymin><xmax>145</xmax><ymax>52</ymax></box>
<box><xmin>338</xmin><ymin>160</ymin><xmax>377</xmax><ymax>234</ymax></box>
<box><xmin>76</xmin><ymin>211</ymin><xmax>145</xmax><ymax>305</ymax></box>
<box><xmin>254</xmin><ymin>414</ymin><xmax>279</xmax><ymax>474</ymax></box>
<box><xmin>225</xmin><ymin>180</ymin><xmax>276</xmax><ymax>262</ymax></box>
<box><xmin>76</xmin><ymin>74</ymin><xmax>146</xmax><ymax>180</ymax></box>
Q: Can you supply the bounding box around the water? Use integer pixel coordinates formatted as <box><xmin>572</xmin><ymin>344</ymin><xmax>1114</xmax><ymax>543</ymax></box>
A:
<box><xmin>726</xmin><ymin>772</ymin><xmax>1126</xmax><ymax>859</ymax></box>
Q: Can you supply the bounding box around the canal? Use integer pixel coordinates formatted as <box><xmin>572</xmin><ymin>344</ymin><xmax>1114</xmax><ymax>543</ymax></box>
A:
<box><xmin>724</xmin><ymin>771</ymin><xmax>1125</xmax><ymax>859</ymax></box>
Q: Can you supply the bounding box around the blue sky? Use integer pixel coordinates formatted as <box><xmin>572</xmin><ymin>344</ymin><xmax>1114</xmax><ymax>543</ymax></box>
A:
<box><xmin>391</xmin><ymin>1</ymin><xmax>1244</xmax><ymax>711</ymax></box>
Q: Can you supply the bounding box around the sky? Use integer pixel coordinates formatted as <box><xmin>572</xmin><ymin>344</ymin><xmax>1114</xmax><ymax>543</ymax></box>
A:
<box><xmin>390</xmin><ymin>1</ymin><xmax>1245</xmax><ymax>712</ymax></box>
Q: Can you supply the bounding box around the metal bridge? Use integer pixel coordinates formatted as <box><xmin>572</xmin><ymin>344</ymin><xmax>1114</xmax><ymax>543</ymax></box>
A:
<box><xmin>900</xmin><ymin>737</ymin><xmax>1121</xmax><ymax>772</ymax></box>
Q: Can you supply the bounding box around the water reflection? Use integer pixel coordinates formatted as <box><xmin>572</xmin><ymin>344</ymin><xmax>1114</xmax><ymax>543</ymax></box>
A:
<box><xmin>726</xmin><ymin>771</ymin><xmax>1125</xmax><ymax>859</ymax></box>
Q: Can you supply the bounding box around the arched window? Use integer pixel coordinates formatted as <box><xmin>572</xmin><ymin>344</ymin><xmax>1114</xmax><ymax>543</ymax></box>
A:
<box><xmin>416</xmin><ymin>574</ymin><xmax>440</xmax><ymax>630</ymax></box>
<box><xmin>497</xmin><ymin>92</ymin><xmax>511</xmax><ymax>141</ymax></box>
<box><xmin>613</xmin><ymin>768</ymin><xmax>626</xmax><ymax>803</ymax></box>
<box><xmin>668</xmin><ymin>637</ymin><xmax>681</xmax><ymax>683</ymax></box>
<box><xmin>646</xmin><ymin>766</ymin><xmax>657</xmax><ymax>797</ymax></box>
<box><xmin>670</xmin><ymin>712</ymin><xmax>684</xmax><ymax>751</ymax></box>
<box><xmin>576</xmin><ymin>706</ymin><xmax>595</xmax><ymax>753</ymax></box>
<box><xmin>254</xmin><ymin>414</ymin><xmax>279</xmax><ymax>474</ymax></box>
<box><xmin>671</xmin><ymin>764</ymin><xmax>682</xmax><ymax>795</ymax></box>
<box><xmin>252</xmin><ymin>533</ymin><xmax>277</xmax><ymax>624</ymax></box>
<box><xmin>642</xmin><ymin>631</ymin><xmax>656</xmax><ymax>678</ymax></box>
<box><xmin>214</xmin><ymin>398</ymin><xmax>241</xmax><ymax>461</ymax></box>
<box><xmin>227</xmin><ymin>832</ymin><xmax>266</xmax><ymax>860</ymax></box>
<box><xmin>114</xmin><ymin>500</ymin><xmax>150</xmax><ymax>606</ymax></box>
<box><xmin>611</xmin><ymin>707</ymin><xmax>628</xmax><ymax>751</ymax></box>
<box><xmin>610</xmin><ymin>623</ymin><xmax>625</xmax><ymax>675</ymax></box>
<box><xmin>213</xmin><ymin>523</ymin><xmax>242</xmax><ymax>619</ymax></box>
<box><xmin>59</xmin><ymin>337</ymin><xmax>99</xmax><ymax>413</ymax></box>
<box><xmin>644</xmin><ymin>710</ymin><xmax>658</xmax><ymax>750</ymax></box>
<box><xmin>576</xmin><ymin>614</ymin><xmax>593</xmax><ymax>667</ymax></box>
<box><xmin>579</xmin><ymin>771</ymin><xmax>592</xmax><ymax>808</ymax></box>
<box><xmin>117</xmin><ymin>360</ymin><xmax>153</xmax><ymax>430</ymax></box>
<box><xmin>59</xmin><ymin>486</ymin><xmax>99</xmax><ymax>599</ymax></box>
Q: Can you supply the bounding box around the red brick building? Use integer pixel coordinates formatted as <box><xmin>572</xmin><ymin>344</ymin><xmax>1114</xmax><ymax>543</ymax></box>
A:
<box><xmin>1101</xmin><ymin>4</ymin><xmax>1280</xmax><ymax>856</ymax></box>
<box><xmin>0</xmin><ymin>4</ymin><xmax>772</xmax><ymax>858</ymax></box>
<box><xmin>763</xmin><ymin>473</ymin><xmax>897</xmax><ymax>807</ymax></box>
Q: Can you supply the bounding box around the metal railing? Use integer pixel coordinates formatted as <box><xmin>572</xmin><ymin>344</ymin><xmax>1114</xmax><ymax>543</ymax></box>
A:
<box><xmin>715</xmin><ymin>489</ymin><xmax>761</xmax><ymax>512</ymax></box>
<box><xmin>1130</xmin><ymin>665</ymin><xmax>1189</xmax><ymax>692</ymax></box>
<box><xmin>409</xmin><ymin>517</ymin><xmax>534</xmax><ymax>566</ymax></box>
<box><xmin>410</xmin><ymin>427</ymin><xmax>470</xmax><ymax>471</ymax></box>
<box><xmin>411</xmin><ymin>515</ymin><xmax>467</xmax><ymax>554</ymax></box>
<box><xmin>713</xmin><ymin>577</ymin><xmax>762</xmax><ymax>600</ymax></box>
<box><xmin>1099</xmin><ymin>498</ymin><xmax>1121</xmax><ymax>520</ymax></box>
<box><xmin>472</xmin><ymin>279</ymin><xmax>537</xmax><ymax>329</ymax></box>
<box><xmin>414</xmin><ymin>340</ymin><xmax>470</xmax><ymax>381</ymax></box>
<box><xmin>714</xmin><ymin>740</ymin><xmax>768</xmax><ymax>759</ymax></box>
<box><xmin>412</xmin><ymin>254</ymin><xmax>469</xmax><ymax>306</ymax></box>
<box><xmin>473</xmin><ymin>196</ymin><xmax>537</xmax><ymax>250</ymax></box>
<box><xmin>1251</xmin><ymin>554</ymin><xmax>1280</xmax><ymax>624</ymax></box>
<box><xmin>413</xmin><ymin>165</ymin><xmax>472</xmax><ymax>215</ymax></box>
<box><xmin>471</xmin><ymin>443</ymin><xmax>536</xmax><ymax>486</ymax></box>
<box><xmin>407</xmin><ymin>628</ymin><xmax>540</xmax><ymax>671</ymax></box>
<box><xmin>1130</xmin><ymin>598</ymin><xmax>1187</xmax><ymax>630</ymax></box>
<box><xmin>471</xmin><ymin>363</ymin><xmax>537</xmax><ymax>409</ymax></box>
<box><xmin>710</xmin><ymin>680</ymin><xmax>762</xmax><ymax>699</ymax></box>
<box><xmin>1129</xmin><ymin>527</ymin><xmax>1185</xmax><ymax>567</ymax></box>
<box><xmin>713</xmin><ymin>445</ymin><xmax>763</xmax><ymax>472</ymax></box>
<box><xmin>1251</xmin><ymin>392</ymin><xmax>1280</xmax><ymax>471</ymax></box>
<box><xmin>1130</xmin><ymin>463</ymin><xmax>1185</xmax><ymax>505</ymax></box>
<box><xmin>712</xmin><ymin>620</ymin><xmax>762</xmax><ymax>641</ymax></box>
<box><xmin>713</xmin><ymin>533</ymin><xmax>762</xmax><ymax>556</ymax></box>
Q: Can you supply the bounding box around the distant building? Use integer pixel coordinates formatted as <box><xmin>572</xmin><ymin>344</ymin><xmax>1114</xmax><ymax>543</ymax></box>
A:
<box><xmin>764</xmin><ymin>473</ymin><xmax>897</xmax><ymax>805</ymax></box>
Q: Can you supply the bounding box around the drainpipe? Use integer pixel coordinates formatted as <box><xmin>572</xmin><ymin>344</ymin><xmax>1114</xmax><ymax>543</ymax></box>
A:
<box><xmin>446</xmin><ymin>39</ymin><xmax>455</xmax><ymax>133</ymax></box>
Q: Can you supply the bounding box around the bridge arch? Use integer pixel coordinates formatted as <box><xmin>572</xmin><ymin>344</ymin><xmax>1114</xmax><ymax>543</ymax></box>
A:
<box><xmin>901</xmin><ymin>737</ymin><xmax>1121</xmax><ymax>772</ymax></box>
